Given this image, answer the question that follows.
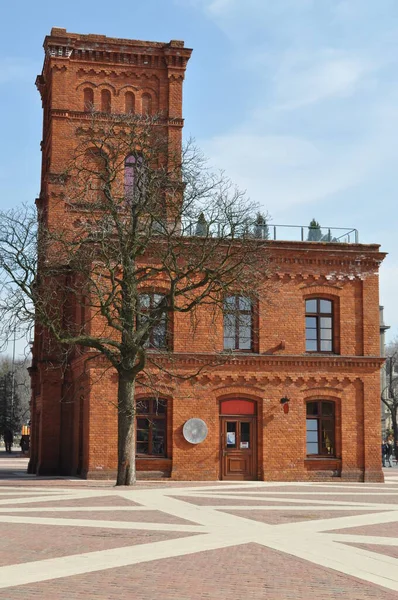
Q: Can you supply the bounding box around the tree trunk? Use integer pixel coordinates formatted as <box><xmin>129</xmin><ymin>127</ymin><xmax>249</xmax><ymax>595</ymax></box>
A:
<box><xmin>116</xmin><ymin>373</ymin><xmax>136</xmax><ymax>486</ymax></box>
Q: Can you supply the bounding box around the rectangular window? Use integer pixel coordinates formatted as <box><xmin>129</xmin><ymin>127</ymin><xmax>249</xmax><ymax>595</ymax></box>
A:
<box><xmin>136</xmin><ymin>399</ymin><xmax>167</xmax><ymax>457</ymax></box>
<box><xmin>137</xmin><ymin>293</ymin><xmax>168</xmax><ymax>349</ymax></box>
<box><xmin>223</xmin><ymin>295</ymin><xmax>253</xmax><ymax>351</ymax></box>
<box><xmin>306</xmin><ymin>401</ymin><xmax>335</xmax><ymax>456</ymax></box>
<box><xmin>305</xmin><ymin>298</ymin><xmax>334</xmax><ymax>353</ymax></box>
<box><xmin>306</xmin><ymin>419</ymin><xmax>319</xmax><ymax>454</ymax></box>
<box><xmin>240</xmin><ymin>422</ymin><xmax>250</xmax><ymax>448</ymax></box>
<box><xmin>226</xmin><ymin>422</ymin><xmax>237</xmax><ymax>448</ymax></box>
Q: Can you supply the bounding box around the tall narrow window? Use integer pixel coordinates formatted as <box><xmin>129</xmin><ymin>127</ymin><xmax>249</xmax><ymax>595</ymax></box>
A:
<box><xmin>124</xmin><ymin>154</ymin><xmax>144</xmax><ymax>202</ymax></box>
<box><xmin>83</xmin><ymin>88</ymin><xmax>94</xmax><ymax>112</ymax></box>
<box><xmin>137</xmin><ymin>293</ymin><xmax>168</xmax><ymax>349</ymax></box>
<box><xmin>136</xmin><ymin>398</ymin><xmax>167</xmax><ymax>456</ymax></box>
<box><xmin>223</xmin><ymin>296</ymin><xmax>252</xmax><ymax>351</ymax></box>
<box><xmin>306</xmin><ymin>401</ymin><xmax>335</xmax><ymax>456</ymax></box>
<box><xmin>101</xmin><ymin>89</ymin><xmax>111</xmax><ymax>113</ymax></box>
<box><xmin>142</xmin><ymin>93</ymin><xmax>152</xmax><ymax>115</ymax></box>
<box><xmin>305</xmin><ymin>298</ymin><xmax>333</xmax><ymax>352</ymax></box>
<box><xmin>125</xmin><ymin>92</ymin><xmax>135</xmax><ymax>113</ymax></box>
<box><xmin>124</xmin><ymin>154</ymin><xmax>136</xmax><ymax>201</ymax></box>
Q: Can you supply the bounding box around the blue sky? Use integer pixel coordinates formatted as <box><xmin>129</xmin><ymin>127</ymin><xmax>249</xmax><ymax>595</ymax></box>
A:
<box><xmin>1</xmin><ymin>0</ymin><xmax>398</xmax><ymax>353</ymax></box>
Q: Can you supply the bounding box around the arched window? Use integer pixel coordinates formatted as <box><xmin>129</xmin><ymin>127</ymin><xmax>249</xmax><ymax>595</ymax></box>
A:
<box><xmin>306</xmin><ymin>401</ymin><xmax>335</xmax><ymax>456</ymax></box>
<box><xmin>137</xmin><ymin>293</ymin><xmax>168</xmax><ymax>349</ymax></box>
<box><xmin>125</xmin><ymin>92</ymin><xmax>135</xmax><ymax>113</ymax></box>
<box><xmin>101</xmin><ymin>89</ymin><xmax>111</xmax><ymax>113</ymax></box>
<box><xmin>136</xmin><ymin>398</ymin><xmax>167</xmax><ymax>456</ymax></box>
<box><xmin>83</xmin><ymin>88</ymin><xmax>94</xmax><ymax>112</ymax></box>
<box><xmin>124</xmin><ymin>154</ymin><xmax>136</xmax><ymax>201</ymax></box>
<box><xmin>305</xmin><ymin>298</ymin><xmax>333</xmax><ymax>352</ymax></box>
<box><xmin>223</xmin><ymin>296</ymin><xmax>253</xmax><ymax>351</ymax></box>
<box><xmin>142</xmin><ymin>93</ymin><xmax>152</xmax><ymax>115</ymax></box>
<box><xmin>124</xmin><ymin>154</ymin><xmax>145</xmax><ymax>202</ymax></box>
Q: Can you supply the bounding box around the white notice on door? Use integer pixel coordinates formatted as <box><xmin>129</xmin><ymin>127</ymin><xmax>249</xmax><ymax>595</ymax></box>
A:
<box><xmin>240</xmin><ymin>441</ymin><xmax>249</xmax><ymax>449</ymax></box>
<box><xmin>227</xmin><ymin>432</ymin><xmax>236</xmax><ymax>445</ymax></box>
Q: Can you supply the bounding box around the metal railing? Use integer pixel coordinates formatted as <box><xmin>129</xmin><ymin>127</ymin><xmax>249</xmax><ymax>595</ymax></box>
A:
<box><xmin>183</xmin><ymin>221</ymin><xmax>359</xmax><ymax>244</ymax></box>
<box><xmin>268</xmin><ymin>224</ymin><xmax>358</xmax><ymax>244</ymax></box>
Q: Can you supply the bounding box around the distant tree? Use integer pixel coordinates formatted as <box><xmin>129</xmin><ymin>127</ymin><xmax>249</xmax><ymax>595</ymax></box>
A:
<box><xmin>382</xmin><ymin>339</ymin><xmax>398</xmax><ymax>459</ymax></box>
<box><xmin>195</xmin><ymin>212</ymin><xmax>208</xmax><ymax>236</ymax></box>
<box><xmin>0</xmin><ymin>358</ymin><xmax>30</xmax><ymax>436</ymax></box>
<box><xmin>307</xmin><ymin>218</ymin><xmax>323</xmax><ymax>241</ymax></box>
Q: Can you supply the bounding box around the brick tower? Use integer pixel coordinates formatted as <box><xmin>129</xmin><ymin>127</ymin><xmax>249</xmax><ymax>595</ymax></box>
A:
<box><xmin>30</xmin><ymin>29</ymin><xmax>192</xmax><ymax>475</ymax></box>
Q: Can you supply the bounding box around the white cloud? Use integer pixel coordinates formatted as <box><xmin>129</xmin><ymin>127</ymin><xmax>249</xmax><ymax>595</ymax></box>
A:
<box><xmin>273</xmin><ymin>52</ymin><xmax>371</xmax><ymax>110</ymax></box>
<box><xmin>201</xmin><ymin>87</ymin><xmax>398</xmax><ymax>213</ymax></box>
<box><xmin>206</xmin><ymin>0</ymin><xmax>235</xmax><ymax>14</ymax></box>
<box><xmin>184</xmin><ymin>0</ymin><xmax>398</xmax><ymax>206</ymax></box>
<box><xmin>200</xmin><ymin>132</ymin><xmax>365</xmax><ymax>211</ymax></box>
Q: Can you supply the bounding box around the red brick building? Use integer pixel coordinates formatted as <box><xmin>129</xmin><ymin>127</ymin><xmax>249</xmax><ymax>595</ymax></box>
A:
<box><xmin>29</xmin><ymin>29</ymin><xmax>385</xmax><ymax>483</ymax></box>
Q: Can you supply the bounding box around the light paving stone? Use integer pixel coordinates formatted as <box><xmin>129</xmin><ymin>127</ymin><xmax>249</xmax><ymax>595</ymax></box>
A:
<box><xmin>0</xmin><ymin>460</ymin><xmax>396</xmax><ymax>595</ymax></box>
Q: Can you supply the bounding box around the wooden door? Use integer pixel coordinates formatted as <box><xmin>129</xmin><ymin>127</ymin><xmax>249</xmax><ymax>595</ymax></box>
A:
<box><xmin>221</xmin><ymin>417</ymin><xmax>256</xmax><ymax>480</ymax></box>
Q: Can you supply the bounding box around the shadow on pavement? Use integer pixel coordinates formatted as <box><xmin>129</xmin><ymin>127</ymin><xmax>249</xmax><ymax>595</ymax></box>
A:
<box><xmin>0</xmin><ymin>448</ymin><xmax>30</xmax><ymax>479</ymax></box>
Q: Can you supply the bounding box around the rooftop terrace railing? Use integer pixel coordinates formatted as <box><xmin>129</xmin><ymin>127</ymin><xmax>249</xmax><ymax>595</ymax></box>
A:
<box><xmin>183</xmin><ymin>222</ymin><xmax>359</xmax><ymax>244</ymax></box>
<box><xmin>267</xmin><ymin>224</ymin><xmax>359</xmax><ymax>244</ymax></box>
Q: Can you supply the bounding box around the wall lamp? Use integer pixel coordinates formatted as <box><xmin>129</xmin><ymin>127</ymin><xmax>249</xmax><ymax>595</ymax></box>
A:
<box><xmin>280</xmin><ymin>396</ymin><xmax>290</xmax><ymax>414</ymax></box>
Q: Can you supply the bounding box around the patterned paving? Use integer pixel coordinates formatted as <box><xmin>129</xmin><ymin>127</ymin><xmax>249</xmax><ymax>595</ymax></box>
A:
<box><xmin>0</xmin><ymin>455</ymin><xmax>397</xmax><ymax>598</ymax></box>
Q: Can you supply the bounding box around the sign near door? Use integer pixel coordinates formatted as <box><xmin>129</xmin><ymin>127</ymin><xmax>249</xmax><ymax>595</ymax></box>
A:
<box><xmin>227</xmin><ymin>432</ymin><xmax>236</xmax><ymax>445</ymax></box>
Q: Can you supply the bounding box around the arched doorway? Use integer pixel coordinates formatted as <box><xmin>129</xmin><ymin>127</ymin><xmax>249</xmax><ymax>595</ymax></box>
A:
<box><xmin>220</xmin><ymin>399</ymin><xmax>257</xmax><ymax>480</ymax></box>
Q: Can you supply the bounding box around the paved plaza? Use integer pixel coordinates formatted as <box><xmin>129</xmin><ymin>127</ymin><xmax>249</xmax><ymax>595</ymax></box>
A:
<box><xmin>0</xmin><ymin>452</ymin><xmax>397</xmax><ymax>598</ymax></box>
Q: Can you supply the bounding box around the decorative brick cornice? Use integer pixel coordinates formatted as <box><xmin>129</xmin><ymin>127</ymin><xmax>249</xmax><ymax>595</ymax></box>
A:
<box><xmin>65</xmin><ymin>352</ymin><xmax>381</xmax><ymax>398</ymax></box>
<box><xmin>41</xmin><ymin>28</ymin><xmax>192</xmax><ymax>72</ymax></box>
<box><xmin>267</xmin><ymin>242</ymin><xmax>385</xmax><ymax>270</ymax></box>
<box><xmin>168</xmin><ymin>73</ymin><xmax>185</xmax><ymax>82</ymax></box>
<box><xmin>47</xmin><ymin>109</ymin><xmax>184</xmax><ymax>128</ymax></box>
<box><xmin>272</xmin><ymin>255</ymin><xmax>383</xmax><ymax>271</ymax></box>
<box><xmin>193</xmin><ymin>372</ymin><xmax>361</xmax><ymax>390</ymax></box>
<box><xmin>67</xmin><ymin>351</ymin><xmax>383</xmax><ymax>372</ymax></box>
<box><xmin>75</xmin><ymin>68</ymin><xmax>160</xmax><ymax>82</ymax></box>
<box><xmin>46</xmin><ymin>45</ymin><xmax>73</xmax><ymax>59</ymax></box>
<box><xmin>145</xmin><ymin>352</ymin><xmax>384</xmax><ymax>370</ymax></box>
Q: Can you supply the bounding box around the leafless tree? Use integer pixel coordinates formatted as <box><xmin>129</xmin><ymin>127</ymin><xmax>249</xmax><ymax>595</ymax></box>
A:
<box><xmin>0</xmin><ymin>112</ymin><xmax>271</xmax><ymax>485</ymax></box>
<box><xmin>0</xmin><ymin>357</ymin><xmax>30</xmax><ymax>437</ymax></box>
<box><xmin>383</xmin><ymin>338</ymin><xmax>398</xmax><ymax>457</ymax></box>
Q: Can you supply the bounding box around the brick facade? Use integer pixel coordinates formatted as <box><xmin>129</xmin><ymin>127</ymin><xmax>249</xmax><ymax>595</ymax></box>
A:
<box><xmin>29</xmin><ymin>29</ymin><xmax>386</xmax><ymax>483</ymax></box>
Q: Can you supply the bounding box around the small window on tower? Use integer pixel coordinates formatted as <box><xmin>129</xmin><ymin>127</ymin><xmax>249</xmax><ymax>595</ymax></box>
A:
<box><xmin>83</xmin><ymin>88</ymin><xmax>94</xmax><ymax>112</ymax></box>
<box><xmin>142</xmin><ymin>93</ymin><xmax>152</xmax><ymax>116</ymax></box>
<box><xmin>125</xmin><ymin>92</ymin><xmax>135</xmax><ymax>113</ymax></box>
<box><xmin>101</xmin><ymin>89</ymin><xmax>111</xmax><ymax>113</ymax></box>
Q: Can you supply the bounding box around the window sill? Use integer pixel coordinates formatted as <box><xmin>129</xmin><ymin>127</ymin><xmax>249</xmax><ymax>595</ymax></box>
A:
<box><xmin>222</xmin><ymin>350</ymin><xmax>257</xmax><ymax>354</ymax></box>
<box><xmin>305</xmin><ymin>456</ymin><xmax>340</xmax><ymax>461</ymax></box>
<box><xmin>145</xmin><ymin>348</ymin><xmax>170</xmax><ymax>353</ymax></box>
<box><xmin>136</xmin><ymin>456</ymin><xmax>171</xmax><ymax>461</ymax></box>
<box><xmin>305</xmin><ymin>351</ymin><xmax>338</xmax><ymax>355</ymax></box>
